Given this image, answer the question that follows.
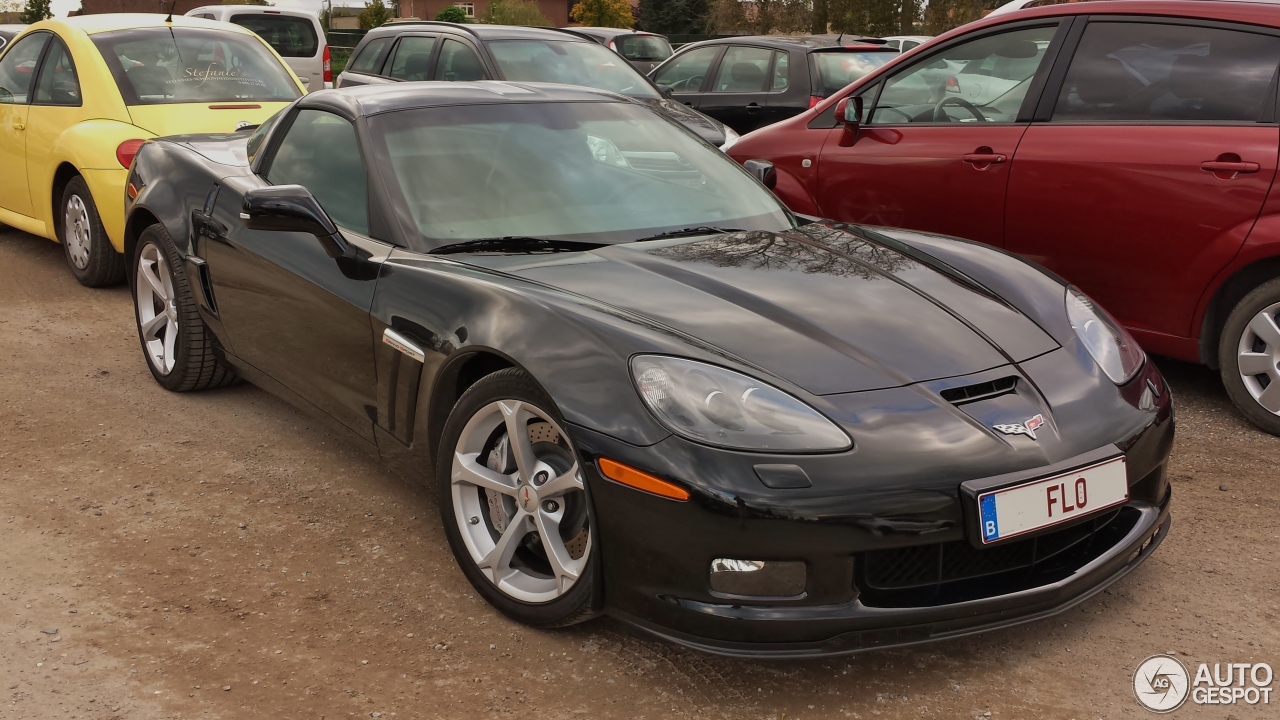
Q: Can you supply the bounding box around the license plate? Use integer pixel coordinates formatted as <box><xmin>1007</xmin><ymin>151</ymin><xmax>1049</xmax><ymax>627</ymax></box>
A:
<box><xmin>978</xmin><ymin>457</ymin><xmax>1128</xmax><ymax>544</ymax></box>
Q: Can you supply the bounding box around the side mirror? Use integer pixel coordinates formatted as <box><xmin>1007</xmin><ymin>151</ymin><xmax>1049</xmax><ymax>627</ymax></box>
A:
<box><xmin>657</xmin><ymin>83</ymin><xmax>675</xmax><ymax>99</ymax></box>
<box><xmin>835</xmin><ymin>95</ymin><xmax>863</xmax><ymax>147</ymax></box>
<box><xmin>742</xmin><ymin>159</ymin><xmax>778</xmax><ymax>190</ymax></box>
<box><xmin>241</xmin><ymin>185</ymin><xmax>352</xmax><ymax>259</ymax></box>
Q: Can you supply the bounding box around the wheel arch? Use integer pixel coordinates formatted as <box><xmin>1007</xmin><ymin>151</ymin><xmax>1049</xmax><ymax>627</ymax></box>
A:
<box><xmin>123</xmin><ymin>206</ymin><xmax>163</xmax><ymax>282</ymax></box>
<box><xmin>49</xmin><ymin>162</ymin><xmax>80</xmax><ymax>240</ymax></box>
<box><xmin>1198</xmin><ymin>256</ymin><xmax>1280</xmax><ymax>368</ymax></box>
<box><xmin>424</xmin><ymin>349</ymin><xmax>519</xmax><ymax>470</ymax></box>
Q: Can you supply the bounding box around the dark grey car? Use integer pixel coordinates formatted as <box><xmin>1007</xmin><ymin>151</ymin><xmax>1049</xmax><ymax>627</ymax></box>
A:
<box><xmin>569</xmin><ymin>26</ymin><xmax>673</xmax><ymax>74</ymax></box>
<box><xmin>335</xmin><ymin>22</ymin><xmax>735</xmax><ymax>149</ymax></box>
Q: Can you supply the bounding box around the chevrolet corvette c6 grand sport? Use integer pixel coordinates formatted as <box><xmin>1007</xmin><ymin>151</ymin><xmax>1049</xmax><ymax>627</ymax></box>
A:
<box><xmin>0</xmin><ymin>14</ymin><xmax>302</xmax><ymax>287</ymax></box>
<box><xmin>123</xmin><ymin>82</ymin><xmax>1173</xmax><ymax>657</ymax></box>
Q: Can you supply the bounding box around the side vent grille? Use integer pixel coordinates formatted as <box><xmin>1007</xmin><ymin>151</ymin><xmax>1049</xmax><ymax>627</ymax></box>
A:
<box><xmin>940</xmin><ymin>376</ymin><xmax>1018</xmax><ymax>405</ymax></box>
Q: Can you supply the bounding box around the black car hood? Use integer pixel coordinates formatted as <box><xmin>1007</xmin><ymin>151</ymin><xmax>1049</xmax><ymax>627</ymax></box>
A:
<box><xmin>471</xmin><ymin>225</ymin><xmax>1060</xmax><ymax>396</ymax></box>
<box><xmin>638</xmin><ymin>97</ymin><xmax>727</xmax><ymax>147</ymax></box>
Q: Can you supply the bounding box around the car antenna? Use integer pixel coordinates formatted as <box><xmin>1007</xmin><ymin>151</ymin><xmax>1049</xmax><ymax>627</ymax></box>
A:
<box><xmin>164</xmin><ymin>0</ymin><xmax>178</xmax><ymax>23</ymax></box>
<box><xmin>836</xmin><ymin>31</ymin><xmax>844</xmax><ymax>44</ymax></box>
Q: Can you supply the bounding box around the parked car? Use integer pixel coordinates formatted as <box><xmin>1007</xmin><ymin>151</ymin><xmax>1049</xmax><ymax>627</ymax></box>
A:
<box><xmin>728</xmin><ymin>0</ymin><xmax>1280</xmax><ymax>434</ymax></box>
<box><xmin>185</xmin><ymin>5</ymin><xmax>330</xmax><ymax>92</ymax></box>
<box><xmin>879</xmin><ymin>35</ymin><xmax>932</xmax><ymax>52</ymax></box>
<box><xmin>335</xmin><ymin>22</ymin><xmax>735</xmax><ymax>149</ymax></box>
<box><xmin>0</xmin><ymin>24</ymin><xmax>26</xmax><ymax>51</ymax></box>
<box><xmin>568</xmin><ymin>26</ymin><xmax>673</xmax><ymax>74</ymax></box>
<box><xmin>0</xmin><ymin>14</ymin><xmax>302</xmax><ymax>287</ymax></box>
<box><xmin>122</xmin><ymin>80</ymin><xmax>1172</xmax><ymax>656</ymax></box>
<box><xmin>649</xmin><ymin>34</ymin><xmax>898</xmax><ymax>134</ymax></box>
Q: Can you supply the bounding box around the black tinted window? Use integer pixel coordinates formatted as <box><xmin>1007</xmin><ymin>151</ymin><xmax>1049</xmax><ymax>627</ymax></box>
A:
<box><xmin>434</xmin><ymin>39</ymin><xmax>485</xmax><ymax>81</ymax></box>
<box><xmin>231</xmin><ymin>14</ymin><xmax>318</xmax><ymax>59</ymax></box>
<box><xmin>268</xmin><ymin>110</ymin><xmax>369</xmax><ymax>234</ymax></box>
<box><xmin>35</xmin><ymin>38</ymin><xmax>80</xmax><ymax>106</ymax></box>
<box><xmin>1053</xmin><ymin>22</ymin><xmax>1280</xmax><ymax>123</ymax></box>
<box><xmin>617</xmin><ymin>35</ymin><xmax>671</xmax><ymax>62</ymax></box>
<box><xmin>349</xmin><ymin>37</ymin><xmax>392</xmax><ymax>74</ymax></box>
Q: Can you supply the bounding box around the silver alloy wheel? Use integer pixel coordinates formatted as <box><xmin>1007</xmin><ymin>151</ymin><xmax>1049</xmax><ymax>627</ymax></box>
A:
<box><xmin>64</xmin><ymin>194</ymin><xmax>92</xmax><ymax>270</ymax></box>
<box><xmin>451</xmin><ymin>400</ymin><xmax>590</xmax><ymax>603</ymax></box>
<box><xmin>136</xmin><ymin>243</ymin><xmax>178</xmax><ymax>375</ymax></box>
<box><xmin>1237</xmin><ymin>301</ymin><xmax>1280</xmax><ymax>415</ymax></box>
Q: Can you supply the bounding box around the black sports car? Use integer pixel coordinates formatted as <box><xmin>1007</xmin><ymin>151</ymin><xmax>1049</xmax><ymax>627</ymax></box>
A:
<box><xmin>123</xmin><ymin>82</ymin><xmax>1173</xmax><ymax>657</ymax></box>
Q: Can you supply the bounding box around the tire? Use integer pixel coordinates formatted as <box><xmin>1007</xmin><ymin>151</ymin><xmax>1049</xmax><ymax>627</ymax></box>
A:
<box><xmin>1218</xmin><ymin>277</ymin><xmax>1280</xmax><ymax>435</ymax></box>
<box><xmin>59</xmin><ymin>176</ymin><xmax>125</xmax><ymax>287</ymax></box>
<box><xmin>436</xmin><ymin>368</ymin><xmax>600</xmax><ymax>628</ymax></box>
<box><xmin>131</xmin><ymin>224</ymin><xmax>238</xmax><ymax>392</ymax></box>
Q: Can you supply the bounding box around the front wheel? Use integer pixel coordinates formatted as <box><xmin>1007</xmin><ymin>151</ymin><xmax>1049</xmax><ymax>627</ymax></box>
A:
<box><xmin>436</xmin><ymin>368</ymin><xmax>599</xmax><ymax>628</ymax></box>
<box><xmin>60</xmin><ymin>176</ymin><xmax>125</xmax><ymax>287</ymax></box>
<box><xmin>1219</xmin><ymin>277</ymin><xmax>1280</xmax><ymax>435</ymax></box>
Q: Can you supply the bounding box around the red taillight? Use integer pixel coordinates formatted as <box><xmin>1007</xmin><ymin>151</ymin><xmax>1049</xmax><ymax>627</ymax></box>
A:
<box><xmin>808</xmin><ymin>95</ymin><xmax>823</xmax><ymax>109</ymax></box>
<box><xmin>323</xmin><ymin>45</ymin><xmax>332</xmax><ymax>85</ymax></box>
<box><xmin>116</xmin><ymin>139</ymin><xmax>146</xmax><ymax>169</ymax></box>
<box><xmin>945</xmin><ymin>76</ymin><xmax>960</xmax><ymax>93</ymax></box>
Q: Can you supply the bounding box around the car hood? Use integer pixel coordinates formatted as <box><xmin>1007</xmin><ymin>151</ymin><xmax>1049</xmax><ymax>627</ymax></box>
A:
<box><xmin>469</xmin><ymin>225</ymin><xmax>1059</xmax><ymax>396</ymax></box>
<box><xmin>637</xmin><ymin>97</ymin><xmax>727</xmax><ymax>147</ymax></box>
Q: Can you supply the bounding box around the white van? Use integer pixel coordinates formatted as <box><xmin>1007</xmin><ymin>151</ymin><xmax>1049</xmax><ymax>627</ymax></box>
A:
<box><xmin>185</xmin><ymin>6</ymin><xmax>329</xmax><ymax>91</ymax></box>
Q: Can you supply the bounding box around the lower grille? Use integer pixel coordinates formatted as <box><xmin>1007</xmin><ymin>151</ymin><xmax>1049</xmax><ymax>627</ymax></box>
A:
<box><xmin>858</xmin><ymin>506</ymin><xmax>1138</xmax><ymax>608</ymax></box>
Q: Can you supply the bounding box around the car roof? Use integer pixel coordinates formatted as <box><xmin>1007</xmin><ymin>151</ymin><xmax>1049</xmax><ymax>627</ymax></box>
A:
<box><xmin>681</xmin><ymin>34</ymin><xmax>894</xmax><ymax>52</ymax></box>
<box><xmin>186</xmin><ymin>5</ymin><xmax>319</xmax><ymax>19</ymax></box>
<box><xmin>305</xmin><ymin>80</ymin><xmax>629</xmax><ymax>117</ymax></box>
<box><xmin>572</xmin><ymin>27</ymin><xmax>664</xmax><ymax>38</ymax></box>
<box><xmin>365</xmin><ymin>21</ymin><xmax>594</xmax><ymax>43</ymax></box>
<box><xmin>35</xmin><ymin>14</ymin><xmax>261</xmax><ymax>37</ymax></box>
<box><xmin>971</xmin><ymin>0</ymin><xmax>1280</xmax><ymax>28</ymax></box>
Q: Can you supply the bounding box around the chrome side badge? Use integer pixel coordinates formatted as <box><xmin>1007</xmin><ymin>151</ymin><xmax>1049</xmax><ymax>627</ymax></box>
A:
<box><xmin>382</xmin><ymin>328</ymin><xmax>425</xmax><ymax>363</ymax></box>
<box><xmin>994</xmin><ymin>413</ymin><xmax>1045</xmax><ymax>440</ymax></box>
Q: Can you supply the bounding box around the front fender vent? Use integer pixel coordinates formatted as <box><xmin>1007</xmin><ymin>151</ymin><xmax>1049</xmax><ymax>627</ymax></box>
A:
<box><xmin>940</xmin><ymin>376</ymin><xmax>1018</xmax><ymax>405</ymax></box>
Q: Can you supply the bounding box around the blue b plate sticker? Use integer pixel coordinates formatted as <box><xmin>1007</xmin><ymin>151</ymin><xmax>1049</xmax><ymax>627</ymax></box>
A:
<box><xmin>980</xmin><ymin>493</ymin><xmax>1000</xmax><ymax>542</ymax></box>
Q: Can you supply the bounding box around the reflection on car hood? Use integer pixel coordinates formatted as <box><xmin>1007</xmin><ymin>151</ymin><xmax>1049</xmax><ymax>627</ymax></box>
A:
<box><xmin>491</xmin><ymin>225</ymin><xmax>1059</xmax><ymax>395</ymax></box>
<box><xmin>637</xmin><ymin>97</ymin><xmax>727</xmax><ymax>147</ymax></box>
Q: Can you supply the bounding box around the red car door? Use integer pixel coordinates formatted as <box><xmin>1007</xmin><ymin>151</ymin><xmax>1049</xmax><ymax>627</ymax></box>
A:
<box><xmin>1004</xmin><ymin>19</ymin><xmax>1280</xmax><ymax>342</ymax></box>
<box><xmin>815</xmin><ymin>23</ymin><xmax>1065</xmax><ymax>247</ymax></box>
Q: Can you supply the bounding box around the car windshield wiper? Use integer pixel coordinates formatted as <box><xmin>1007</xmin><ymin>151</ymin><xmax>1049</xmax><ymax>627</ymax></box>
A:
<box><xmin>429</xmin><ymin>237</ymin><xmax>605</xmax><ymax>255</ymax></box>
<box><xmin>633</xmin><ymin>226</ymin><xmax>746</xmax><ymax>242</ymax></box>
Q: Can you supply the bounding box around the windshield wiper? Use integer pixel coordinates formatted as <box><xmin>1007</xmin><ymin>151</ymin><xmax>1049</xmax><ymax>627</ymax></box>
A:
<box><xmin>633</xmin><ymin>226</ymin><xmax>746</xmax><ymax>242</ymax></box>
<box><xmin>429</xmin><ymin>237</ymin><xmax>605</xmax><ymax>255</ymax></box>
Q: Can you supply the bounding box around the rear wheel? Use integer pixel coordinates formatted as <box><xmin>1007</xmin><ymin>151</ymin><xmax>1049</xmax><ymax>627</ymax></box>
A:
<box><xmin>436</xmin><ymin>368</ymin><xmax>599</xmax><ymax>628</ymax></box>
<box><xmin>1219</xmin><ymin>278</ymin><xmax>1280</xmax><ymax>435</ymax></box>
<box><xmin>59</xmin><ymin>176</ymin><xmax>125</xmax><ymax>287</ymax></box>
<box><xmin>132</xmin><ymin>224</ymin><xmax>237</xmax><ymax>392</ymax></box>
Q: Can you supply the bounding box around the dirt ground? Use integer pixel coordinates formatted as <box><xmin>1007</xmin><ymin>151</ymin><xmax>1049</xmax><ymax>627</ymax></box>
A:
<box><xmin>0</xmin><ymin>224</ymin><xmax>1276</xmax><ymax>720</ymax></box>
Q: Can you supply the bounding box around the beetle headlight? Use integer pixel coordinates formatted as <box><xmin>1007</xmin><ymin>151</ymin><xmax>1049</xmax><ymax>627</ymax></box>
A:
<box><xmin>1065</xmin><ymin>286</ymin><xmax>1145</xmax><ymax>384</ymax></box>
<box><xmin>631</xmin><ymin>356</ymin><xmax>852</xmax><ymax>452</ymax></box>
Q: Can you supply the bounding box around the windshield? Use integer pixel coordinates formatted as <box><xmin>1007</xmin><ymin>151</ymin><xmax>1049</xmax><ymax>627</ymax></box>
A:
<box><xmin>369</xmin><ymin>101</ymin><xmax>793</xmax><ymax>246</ymax></box>
<box><xmin>488</xmin><ymin>40</ymin><xmax>659</xmax><ymax>99</ymax></box>
<box><xmin>618</xmin><ymin>35</ymin><xmax>672</xmax><ymax>62</ymax></box>
<box><xmin>92</xmin><ymin>27</ymin><xmax>301</xmax><ymax>105</ymax></box>
<box><xmin>811</xmin><ymin>51</ymin><xmax>895</xmax><ymax>96</ymax></box>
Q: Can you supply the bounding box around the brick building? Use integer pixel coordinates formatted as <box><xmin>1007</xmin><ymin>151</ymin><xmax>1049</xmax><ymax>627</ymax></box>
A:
<box><xmin>78</xmin><ymin>0</ymin><xmax>210</xmax><ymax>15</ymax></box>
<box><xmin>397</xmin><ymin>0</ymin><xmax>575</xmax><ymax>26</ymax></box>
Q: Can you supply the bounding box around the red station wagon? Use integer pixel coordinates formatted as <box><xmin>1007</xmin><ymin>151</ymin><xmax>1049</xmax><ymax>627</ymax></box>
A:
<box><xmin>729</xmin><ymin>0</ymin><xmax>1280</xmax><ymax>435</ymax></box>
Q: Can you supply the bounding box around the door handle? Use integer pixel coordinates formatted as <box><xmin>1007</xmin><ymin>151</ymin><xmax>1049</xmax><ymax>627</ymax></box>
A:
<box><xmin>746</xmin><ymin>102</ymin><xmax>761</xmax><ymax>113</ymax></box>
<box><xmin>11</xmin><ymin>120</ymin><xmax>24</xmax><ymax>131</ymax></box>
<box><xmin>962</xmin><ymin>146</ymin><xmax>1006</xmax><ymax>166</ymax></box>
<box><xmin>1201</xmin><ymin>160</ymin><xmax>1260</xmax><ymax>175</ymax></box>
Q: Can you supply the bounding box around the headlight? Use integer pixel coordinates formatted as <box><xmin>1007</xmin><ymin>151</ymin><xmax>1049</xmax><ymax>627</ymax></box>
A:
<box><xmin>1065</xmin><ymin>286</ymin><xmax>1145</xmax><ymax>384</ymax></box>
<box><xmin>719</xmin><ymin>126</ymin><xmax>741</xmax><ymax>152</ymax></box>
<box><xmin>631</xmin><ymin>355</ymin><xmax>852</xmax><ymax>452</ymax></box>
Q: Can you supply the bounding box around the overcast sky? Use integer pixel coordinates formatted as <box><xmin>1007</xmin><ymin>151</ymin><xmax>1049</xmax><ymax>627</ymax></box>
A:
<box><xmin>49</xmin><ymin>0</ymin><xmax>348</xmax><ymax>19</ymax></box>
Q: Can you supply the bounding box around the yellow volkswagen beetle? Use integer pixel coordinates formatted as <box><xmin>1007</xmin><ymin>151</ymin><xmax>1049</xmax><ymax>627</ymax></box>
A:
<box><xmin>0</xmin><ymin>14</ymin><xmax>302</xmax><ymax>286</ymax></box>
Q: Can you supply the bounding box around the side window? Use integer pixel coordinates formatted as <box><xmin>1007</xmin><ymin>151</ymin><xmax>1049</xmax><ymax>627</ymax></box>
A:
<box><xmin>349</xmin><ymin>37</ymin><xmax>392</xmax><ymax>75</ymax></box>
<box><xmin>0</xmin><ymin>33</ymin><xmax>50</xmax><ymax>104</ymax></box>
<box><xmin>713</xmin><ymin>46</ymin><xmax>771</xmax><ymax>93</ymax></box>
<box><xmin>387</xmin><ymin>36</ymin><xmax>437</xmax><ymax>81</ymax></box>
<box><xmin>35</xmin><ymin>39</ymin><xmax>82</xmax><ymax>106</ymax></box>
<box><xmin>433</xmin><ymin>39</ymin><xmax>485</xmax><ymax>81</ymax></box>
<box><xmin>871</xmin><ymin>25</ymin><xmax>1057</xmax><ymax>124</ymax></box>
<box><xmin>652</xmin><ymin>45</ymin><xmax>719</xmax><ymax>93</ymax></box>
<box><xmin>902</xmin><ymin>40</ymin><xmax>921</xmax><ymax>52</ymax></box>
<box><xmin>196</xmin><ymin>13</ymin><xmax>216</xmax><ymax>20</ymax></box>
<box><xmin>771</xmin><ymin>51</ymin><xmax>789</xmax><ymax>90</ymax></box>
<box><xmin>266</xmin><ymin>110</ymin><xmax>369</xmax><ymax>235</ymax></box>
<box><xmin>1052</xmin><ymin>22</ymin><xmax>1280</xmax><ymax>123</ymax></box>
<box><xmin>246</xmin><ymin>109</ymin><xmax>282</xmax><ymax>165</ymax></box>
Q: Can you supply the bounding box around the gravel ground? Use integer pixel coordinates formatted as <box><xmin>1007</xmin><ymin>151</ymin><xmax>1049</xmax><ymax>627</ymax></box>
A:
<box><xmin>1</xmin><ymin>225</ymin><xmax>1276</xmax><ymax>720</ymax></box>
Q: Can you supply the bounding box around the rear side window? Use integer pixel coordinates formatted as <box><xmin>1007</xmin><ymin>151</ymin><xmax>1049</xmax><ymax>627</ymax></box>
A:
<box><xmin>713</xmin><ymin>46</ymin><xmax>771</xmax><ymax>92</ymax></box>
<box><xmin>92</xmin><ymin>28</ymin><xmax>301</xmax><ymax>105</ymax></box>
<box><xmin>1052</xmin><ymin>22</ymin><xmax>1280</xmax><ymax>123</ymax></box>
<box><xmin>810</xmin><ymin>51</ymin><xmax>894</xmax><ymax>97</ymax></box>
<box><xmin>35</xmin><ymin>38</ymin><xmax>81</xmax><ymax>106</ymax></box>
<box><xmin>652</xmin><ymin>45</ymin><xmax>719</xmax><ymax>93</ymax></box>
<box><xmin>617</xmin><ymin>35</ymin><xmax>671</xmax><ymax>62</ymax></box>
<box><xmin>772</xmin><ymin>51</ymin><xmax>788</xmax><ymax>90</ymax></box>
<box><xmin>0</xmin><ymin>32</ymin><xmax>49</xmax><ymax>104</ymax></box>
<box><xmin>388</xmin><ymin>36</ymin><xmax>437</xmax><ymax>81</ymax></box>
<box><xmin>267</xmin><ymin>109</ymin><xmax>368</xmax><ymax>234</ymax></box>
<box><xmin>433</xmin><ymin>39</ymin><xmax>485</xmax><ymax>82</ymax></box>
<box><xmin>231</xmin><ymin>14</ymin><xmax>319</xmax><ymax>59</ymax></box>
<box><xmin>349</xmin><ymin>37</ymin><xmax>392</xmax><ymax>74</ymax></box>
